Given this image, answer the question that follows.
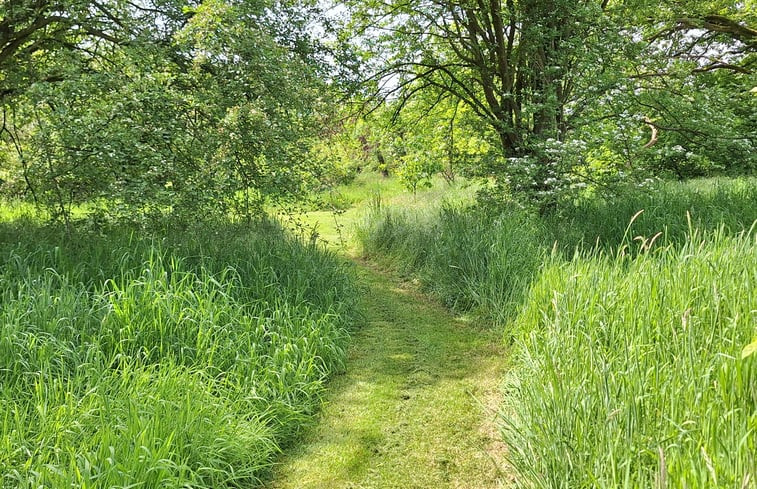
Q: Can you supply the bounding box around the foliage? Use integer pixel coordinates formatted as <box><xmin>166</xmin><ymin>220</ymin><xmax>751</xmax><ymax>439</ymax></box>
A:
<box><xmin>356</xmin><ymin>176</ymin><xmax>757</xmax><ymax>487</ymax></box>
<box><xmin>0</xmin><ymin>0</ymin><xmax>336</xmax><ymax>224</ymax></box>
<box><xmin>358</xmin><ymin>205</ymin><xmax>543</xmax><ymax>320</ymax></box>
<box><xmin>0</xmin><ymin>217</ymin><xmax>358</xmax><ymax>487</ymax></box>
<box><xmin>543</xmin><ymin>177</ymin><xmax>757</xmax><ymax>252</ymax></box>
<box><xmin>341</xmin><ymin>0</ymin><xmax>756</xmax><ymax>208</ymax></box>
<box><xmin>505</xmin><ymin>227</ymin><xmax>756</xmax><ymax>488</ymax></box>
<box><xmin>3</xmin><ymin>0</ymin><xmax>754</xmax><ymax>215</ymax></box>
<box><xmin>388</xmin><ymin>96</ymin><xmax>496</xmax><ymax>192</ymax></box>
<box><xmin>315</xmin><ymin>95</ymin><xmax>497</xmax><ymax>199</ymax></box>
<box><xmin>359</xmin><ymin>177</ymin><xmax>757</xmax><ymax>317</ymax></box>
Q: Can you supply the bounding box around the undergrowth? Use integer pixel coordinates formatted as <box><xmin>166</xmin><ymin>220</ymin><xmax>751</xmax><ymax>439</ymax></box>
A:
<box><xmin>0</xmin><ymin>218</ymin><xmax>358</xmax><ymax>488</ymax></box>
<box><xmin>357</xmin><ymin>177</ymin><xmax>757</xmax><ymax>487</ymax></box>
<box><xmin>504</xmin><ymin>226</ymin><xmax>756</xmax><ymax>487</ymax></box>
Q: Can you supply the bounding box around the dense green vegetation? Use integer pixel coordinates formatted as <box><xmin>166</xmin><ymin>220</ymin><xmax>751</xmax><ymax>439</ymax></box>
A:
<box><xmin>505</xmin><ymin>226</ymin><xmax>755</xmax><ymax>488</ymax></box>
<box><xmin>340</xmin><ymin>0</ymin><xmax>755</xmax><ymax>210</ymax></box>
<box><xmin>357</xmin><ymin>177</ymin><xmax>757</xmax><ymax>487</ymax></box>
<box><xmin>0</xmin><ymin>217</ymin><xmax>358</xmax><ymax>487</ymax></box>
<box><xmin>359</xmin><ymin>178</ymin><xmax>756</xmax><ymax>314</ymax></box>
<box><xmin>2</xmin><ymin>0</ymin><xmax>755</xmax><ymax>219</ymax></box>
<box><xmin>2</xmin><ymin>0</ymin><xmax>755</xmax><ymax>485</ymax></box>
<box><xmin>1</xmin><ymin>0</ymin><xmax>345</xmax><ymax>224</ymax></box>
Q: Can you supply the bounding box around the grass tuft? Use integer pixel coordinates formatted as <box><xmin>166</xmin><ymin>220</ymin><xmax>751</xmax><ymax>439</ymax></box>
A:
<box><xmin>0</xmin><ymin>218</ymin><xmax>358</xmax><ymax>487</ymax></box>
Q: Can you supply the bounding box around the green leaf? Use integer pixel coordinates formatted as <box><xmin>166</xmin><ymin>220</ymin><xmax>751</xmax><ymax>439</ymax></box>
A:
<box><xmin>741</xmin><ymin>339</ymin><xmax>757</xmax><ymax>359</ymax></box>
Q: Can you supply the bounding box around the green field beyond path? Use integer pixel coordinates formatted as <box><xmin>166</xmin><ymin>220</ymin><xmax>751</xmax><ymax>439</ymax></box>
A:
<box><xmin>266</xmin><ymin>259</ymin><xmax>508</xmax><ymax>488</ymax></box>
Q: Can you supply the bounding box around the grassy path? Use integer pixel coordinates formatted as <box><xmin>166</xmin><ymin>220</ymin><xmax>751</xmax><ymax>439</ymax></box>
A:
<box><xmin>266</xmin><ymin>259</ymin><xmax>509</xmax><ymax>488</ymax></box>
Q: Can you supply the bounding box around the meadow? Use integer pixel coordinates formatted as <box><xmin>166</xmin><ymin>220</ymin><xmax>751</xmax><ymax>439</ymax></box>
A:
<box><xmin>1</xmin><ymin>174</ymin><xmax>754</xmax><ymax>488</ymax></box>
<box><xmin>0</xmin><ymin>214</ymin><xmax>358</xmax><ymax>487</ymax></box>
<box><xmin>357</xmin><ymin>177</ymin><xmax>757</xmax><ymax>487</ymax></box>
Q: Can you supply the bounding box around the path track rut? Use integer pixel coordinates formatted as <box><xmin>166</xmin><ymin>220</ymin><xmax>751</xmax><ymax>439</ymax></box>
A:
<box><xmin>266</xmin><ymin>259</ymin><xmax>508</xmax><ymax>488</ymax></box>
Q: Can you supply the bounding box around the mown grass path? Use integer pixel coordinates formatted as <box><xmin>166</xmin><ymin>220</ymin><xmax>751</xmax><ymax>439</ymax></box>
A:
<box><xmin>266</xmin><ymin>259</ymin><xmax>509</xmax><ymax>488</ymax></box>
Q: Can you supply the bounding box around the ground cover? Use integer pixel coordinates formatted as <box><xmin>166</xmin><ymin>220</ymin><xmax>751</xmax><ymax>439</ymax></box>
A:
<box><xmin>0</xmin><ymin>216</ymin><xmax>358</xmax><ymax>488</ymax></box>
<box><xmin>290</xmin><ymin>172</ymin><xmax>478</xmax><ymax>250</ymax></box>
<box><xmin>266</xmin><ymin>261</ymin><xmax>508</xmax><ymax>489</ymax></box>
<box><xmin>4</xmin><ymin>174</ymin><xmax>754</xmax><ymax>488</ymax></box>
<box><xmin>356</xmin><ymin>176</ymin><xmax>757</xmax><ymax>487</ymax></box>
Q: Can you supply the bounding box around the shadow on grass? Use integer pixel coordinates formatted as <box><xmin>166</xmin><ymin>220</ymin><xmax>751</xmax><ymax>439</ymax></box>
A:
<box><xmin>264</xmin><ymin>260</ymin><xmax>507</xmax><ymax>488</ymax></box>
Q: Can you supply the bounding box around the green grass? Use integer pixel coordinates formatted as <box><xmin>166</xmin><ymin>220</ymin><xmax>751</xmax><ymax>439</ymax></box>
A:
<box><xmin>6</xmin><ymin>174</ymin><xmax>752</xmax><ymax>487</ymax></box>
<box><xmin>287</xmin><ymin>171</ymin><xmax>478</xmax><ymax>251</ymax></box>
<box><xmin>357</xmin><ymin>205</ymin><xmax>544</xmax><ymax>323</ymax></box>
<box><xmin>546</xmin><ymin>177</ymin><xmax>757</xmax><ymax>253</ymax></box>
<box><xmin>358</xmin><ymin>178</ymin><xmax>757</xmax><ymax>320</ymax></box>
<box><xmin>505</xmin><ymin>227</ymin><xmax>756</xmax><ymax>488</ymax></box>
<box><xmin>356</xmin><ymin>176</ymin><xmax>757</xmax><ymax>487</ymax></box>
<box><xmin>266</xmin><ymin>262</ymin><xmax>508</xmax><ymax>488</ymax></box>
<box><xmin>0</xmin><ymin>217</ymin><xmax>358</xmax><ymax>488</ymax></box>
<box><xmin>316</xmin><ymin>171</ymin><xmax>410</xmax><ymax>211</ymax></box>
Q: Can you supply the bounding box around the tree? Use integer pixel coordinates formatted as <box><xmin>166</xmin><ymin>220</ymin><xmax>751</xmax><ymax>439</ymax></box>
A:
<box><xmin>343</xmin><ymin>0</ymin><xmax>755</xmax><ymax>207</ymax></box>
<box><xmin>585</xmin><ymin>0</ymin><xmax>757</xmax><ymax>180</ymax></box>
<box><xmin>0</xmin><ymin>0</ymin><xmax>147</xmax><ymax>99</ymax></box>
<box><xmin>346</xmin><ymin>0</ymin><xmax>622</xmax><ymax>202</ymax></box>
<box><xmin>1</xmin><ymin>0</ymin><xmax>338</xmax><ymax>224</ymax></box>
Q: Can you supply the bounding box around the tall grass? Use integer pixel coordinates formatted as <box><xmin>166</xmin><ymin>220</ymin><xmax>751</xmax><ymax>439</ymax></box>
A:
<box><xmin>504</xmin><ymin>227</ymin><xmax>756</xmax><ymax>487</ymax></box>
<box><xmin>0</xmin><ymin>218</ymin><xmax>358</xmax><ymax>487</ymax></box>
<box><xmin>357</xmin><ymin>205</ymin><xmax>543</xmax><ymax>322</ymax></box>
<box><xmin>546</xmin><ymin>177</ymin><xmax>757</xmax><ymax>253</ymax></box>
<box><xmin>359</xmin><ymin>178</ymin><xmax>757</xmax><ymax>321</ymax></box>
<box><xmin>357</xmin><ymin>177</ymin><xmax>757</xmax><ymax>487</ymax></box>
